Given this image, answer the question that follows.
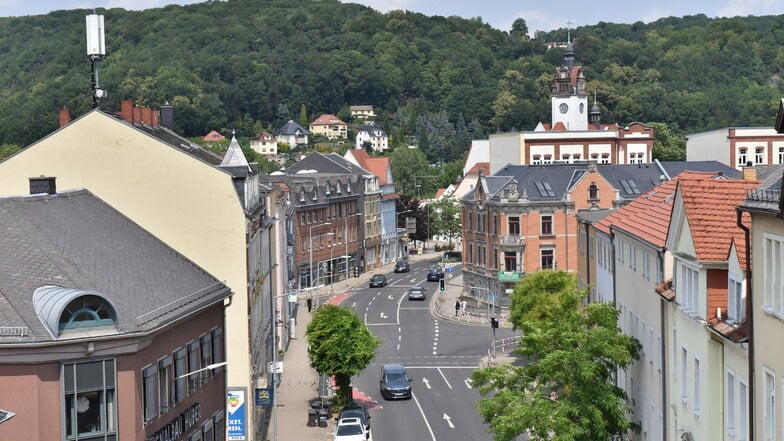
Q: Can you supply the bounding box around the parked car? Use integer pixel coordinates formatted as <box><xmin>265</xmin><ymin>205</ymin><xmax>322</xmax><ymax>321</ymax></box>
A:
<box><xmin>426</xmin><ymin>266</ymin><xmax>444</xmax><ymax>281</ymax></box>
<box><xmin>338</xmin><ymin>404</ymin><xmax>371</xmax><ymax>432</ymax></box>
<box><xmin>394</xmin><ymin>260</ymin><xmax>410</xmax><ymax>273</ymax></box>
<box><xmin>333</xmin><ymin>417</ymin><xmax>370</xmax><ymax>441</ymax></box>
<box><xmin>407</xmin><ymin>286</ymin><xmax>426</xmax><ymax>301</ymax></box>
<box><xmin>380</xmin><ymin>363</ymin><xmax>412</xmax><ymax>400</ymax></box>
<box><xmin>369</xmin><ymin>274</ymin><xmax>387</xmax><ymax>288</ymax></box>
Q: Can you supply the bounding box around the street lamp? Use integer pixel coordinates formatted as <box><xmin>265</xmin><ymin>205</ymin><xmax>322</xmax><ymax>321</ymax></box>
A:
<box><xmin>0</xmin><ymin>408</ymin><xmax>15</xmax><ymax>424</ymax></box>
<box><xmin>175</xmin><ymin>361</ymin><xmax>228</xmax><ymax>380</ymax></box>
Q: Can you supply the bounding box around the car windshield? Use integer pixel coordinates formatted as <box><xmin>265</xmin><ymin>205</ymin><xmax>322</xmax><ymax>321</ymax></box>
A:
<box><xmin>410</xmin><ymin>287</ymin><xmax>423</xmax><ymax>292</ymax></box>
<box><xmin>337</xmin><ymin>424</ymin><xmax>363</xmax><ymax>436</ymax></box>
<box><xmin>341</xmin><ymin>409</ymin><xmax>365</xmax><ymax>422</ymax></box>
<box><xmin>386</xmin><ymin>372</ymin><xmax>408</xmax><ymax>383</ymax></box>
<box><xmin>372</xmin><ymin>276</ymin><xmax>383</xmax><ymax>280</ymax></box>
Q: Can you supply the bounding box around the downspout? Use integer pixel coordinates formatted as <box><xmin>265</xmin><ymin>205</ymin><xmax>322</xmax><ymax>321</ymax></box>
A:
<box><xmin>585</xmin><ymin>221</ymin><xmax>591</xmax><ymax>296</ymax></box>
<box><xmin>658</xmin><ymin>250</ymin><xmax>667</xmax><ymax>441</ymax></box>
<box><xmin>736</xmin><ymin>207</ymin><xmax>754</xmax><ymax>441</ymax></box>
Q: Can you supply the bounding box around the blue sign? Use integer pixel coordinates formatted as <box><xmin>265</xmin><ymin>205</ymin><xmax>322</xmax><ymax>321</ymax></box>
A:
<box><xmin>446</xmin><ymin>267</ymin><xmax>453</xmax><ymax>273</ymax></box>
<box><xmin>255</xmin><ymin>387</ymin><xmax>273</xmax><ymax>407</ymax></box>
<box><xmin>227</xmin><ymin>388</ymin><xmax>247</xmax><ymax>440</ymax></box>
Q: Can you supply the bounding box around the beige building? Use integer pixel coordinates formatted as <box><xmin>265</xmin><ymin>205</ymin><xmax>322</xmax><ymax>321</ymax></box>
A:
<box><xmin>0</xmin><ymin>108</ymin><xmax>271</xmax><ymax>440</ymax></box>
<box><xmin>309</xmin><ymin>114</ymin><xmax>348</xmax><ymax>140</ymax></box>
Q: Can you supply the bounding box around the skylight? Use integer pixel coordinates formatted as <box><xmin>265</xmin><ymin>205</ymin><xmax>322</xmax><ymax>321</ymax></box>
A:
<box><xmin>535</xmin><ymin>181</ymin><xmax>556</xmax><ymax>197</ymax></box>
<box><xmin>619</xmin><ymin>179</ymin><xmax>640</xmax><ymax>195</ymax></box>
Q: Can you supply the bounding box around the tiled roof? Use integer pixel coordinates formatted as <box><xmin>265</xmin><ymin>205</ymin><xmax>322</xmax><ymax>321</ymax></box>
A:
<box><xmin>203</xmin><ymin>130</ymin><xmax>225</xmax><ymax>141</ymax></box>
<box><xmin>435</xmin><ymin>188</ymin><xmax>446</xmax><ymax>199</ymax></box>
<box><xmin>595</xmin><ymin>171</ymin><xmax>719</xmax><ymax>246</ymax></box>
<box><xmin>677</xmin><ymin>178</ymin><xmax>760</xmax><ymax>262</ymax></box>
<box><xmin>365</xmin><ymin>158</ymin><xmax>390</xmax><ymax>185</ymax></box>
<box><xmin>466</xmin><ymin>162</ymin><xmax>490</xmax><ymax>176</ymax></box>
<box><xmin>311</xmin><ymin>114</ymin><xmax>346</xmax><ymax>126</ymax></box>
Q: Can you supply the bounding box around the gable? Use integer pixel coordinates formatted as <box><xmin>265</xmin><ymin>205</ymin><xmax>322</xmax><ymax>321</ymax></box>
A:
<box><xmin>666</xmin><ymin>192</ymin><xmax>697</xmax><ymax>259</ymax></box>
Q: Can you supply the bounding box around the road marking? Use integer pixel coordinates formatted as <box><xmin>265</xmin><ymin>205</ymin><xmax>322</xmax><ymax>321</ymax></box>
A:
<box><xmin>388</xmin><ymin>294</ymin><xmax>394</xmax><ymax>300</ymax></box>
<box><xmin>437</xmin><ymin>368</ymin><xmax>452</xmax><ymax>389</ymax></box>
<box><xmin>411</xmin><ymin>392</ymin><xmax>437</xmax><ymax>441</ymax></box>
<box><xmin>465</xmin><ymin>378</ymin><xmax>473</xmax><ymax>389</ymax></box>
<box><xmin>443</xmin><ymin>413</ymin><xmax>455</xmax><ymax>429</ymax></box>
<box><xmin>380</xmin><ymin>312</ymin><xmax>387</xmax><ymax>319</ymax></box>
<box><xmin>422</xmin><ymin>377</ymin><xmax>431</xmax><ymax>389</ymax></box>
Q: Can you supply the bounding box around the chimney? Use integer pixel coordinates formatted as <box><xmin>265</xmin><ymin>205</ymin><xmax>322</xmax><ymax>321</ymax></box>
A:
<box><xmin>152</xmin><ymin>109</ymin><xmax>159</xmax><ymax>127</ymax></box>
<box><xmin>742</xmin><ymin>165</ymin><xmax>757</xmax><ymax>181</ymax></box>
<box><xmin>133</xmin><ymin>106</ymin><xmax>142</xmax><ymax>124</ymax></box>
<box><xmin>121</xmin><ymin>100</ymin><xmax>133</xmax><ymax>123</ymax></box>
<box><xmin>58</xmin><ymin>107</ymin><xmax>71</xmax><ymax>127</ymax></box>
<box><xmin>141</xmin><ymin>107</ymin><xmax>153</xmax><ymax>125</ymax></box>
<box><xmin>161</xmin><ymin>102</ymin><xmax>174</xmax><ymax>129</ymax></box>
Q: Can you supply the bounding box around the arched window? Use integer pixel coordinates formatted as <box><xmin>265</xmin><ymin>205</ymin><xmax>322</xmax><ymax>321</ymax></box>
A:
<box><xmin>59</xmin><ymin>295</ymin><xmax>116</xmax><ymax>332</ymax></box>
<box><xmin>589</xmin><ymin>183</ymin><xmax>599</xmax><ymax>200</ymax></box>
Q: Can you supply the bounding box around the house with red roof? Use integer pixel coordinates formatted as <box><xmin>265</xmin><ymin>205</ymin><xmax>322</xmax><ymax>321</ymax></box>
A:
<box><xmin>203</xmin><ymin>130</ymin><xmax>225</xmax><ymax>142</ymax></box>
<box><xmin>309</xmin><ymin>114</ymin><xmax>347</xmax><ymax>140</ymax></box>
<box><xmin>250</xmin><ymin>131</ymin><xmax>277</xmax><ymax>156</ymax></box>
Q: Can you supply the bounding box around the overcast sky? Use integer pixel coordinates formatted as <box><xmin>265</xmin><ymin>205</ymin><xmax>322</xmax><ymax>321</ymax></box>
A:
<box><xmin>1</xmin><ymin>0</ymin><xmax>783</xmax><ymax>34</ymax></box>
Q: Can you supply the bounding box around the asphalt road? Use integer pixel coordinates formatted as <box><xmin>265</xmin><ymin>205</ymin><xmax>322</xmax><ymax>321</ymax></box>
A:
<box><xmin>344</xmin><ymin>258</ymin><xmax>518</xmax><ymax>441</ymax></box>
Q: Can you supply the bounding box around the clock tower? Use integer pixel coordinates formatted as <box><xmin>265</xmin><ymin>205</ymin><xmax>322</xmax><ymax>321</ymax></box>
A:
<box><xmin>551</xmin><ymin>34</ymin><xmax>588</xmax><ymax>130</ymax></box>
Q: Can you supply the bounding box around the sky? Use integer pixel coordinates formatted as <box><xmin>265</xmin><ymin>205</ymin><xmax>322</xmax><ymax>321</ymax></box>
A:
<box><xmin>1</xmin><ymin>0</ymin><xmax>784</xmax><ymax>35</ymax></box>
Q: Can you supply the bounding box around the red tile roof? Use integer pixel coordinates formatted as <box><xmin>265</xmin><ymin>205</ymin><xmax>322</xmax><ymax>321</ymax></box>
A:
<box><xmin>435</xmin><ymin>188</ymin><xmax>446</xmax><ymax>199</ymax></box>
<box><xmin>677</xmin><ymin>178</ymin><xmax>759</xmax><ymax>263</ymax></box>
<box><xmin>203</xmin><ymin>130</ymin><xmax>225</xmax><ymax>142</ymax></box>
<box><xmin>595</xmin><ymin>171</ymin><xmax>719</xmax><ymax>247</ymax></box>
<box><xmin>466</xmin><ymin>162</ymin><xmax>490</xmax><ymax>176</ymax></box>
<box><xmin>310</xmin><ymin>114</ymin><xmax>346</xmax><ymax>126</ymax></box>
<box><xmin>366</xmin><ymin>158</ymin><xmax>390</xmax><ymax>185</ymax></box>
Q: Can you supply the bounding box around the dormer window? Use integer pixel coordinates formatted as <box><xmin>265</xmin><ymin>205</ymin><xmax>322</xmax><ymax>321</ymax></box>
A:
<box><xmin>312</xmin><ymin>190</ymin><xmax>318</xmax><ymax>201</ymax></box>
<box><xmin>336</xmin><ymin>184</ymin><xmax>341</xmax><ymax>194</ymax></box>
<box><xmin>347</xmin><ymin>185</ymin><xmax>352</xmax><ymax>194</ymax></box>
<box><xmin>325</xmin><ymin>182</ymin><xmax>331</xmax><ymax>195</ymax></box>
<box><xmin>59</xmin><ymin>295</ymin><xmax>116</xmax><ymax>332</ymax></box>
<box><xmin>300</xmin><ymin>190</ymin><xmax>306</xmax><ymax>202</ymax></box>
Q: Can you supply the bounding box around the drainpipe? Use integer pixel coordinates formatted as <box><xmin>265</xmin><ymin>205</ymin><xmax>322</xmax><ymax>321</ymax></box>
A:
<box><xmin>656</xmin><ymin>249</ymin><xmax>668</xmax><ymax>441</ymax></box>
<box><xmin>736</xmin><ymin>207</ymin><xmax>754</xmax><ymax>441</ymax></box>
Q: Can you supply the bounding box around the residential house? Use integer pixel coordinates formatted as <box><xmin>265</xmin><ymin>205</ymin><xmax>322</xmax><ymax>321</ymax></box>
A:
<box><xmin>0</xmin><ymin>189</ymin><xmax>231</xmax><ymax>441</ymax></box>
<box><xmin>309</xmin><ymin>114</ymin><xmax>348</xmax><ymax>140</ymax></box>
<box><xmin>0</xmin><ymin>104</ymin><xmax>275</xmax><ymax>441</ymax></box>
<box><xmin>488</xmin><ymin>41</ymin><xmax>653</xmax><ymax>174</ymax></box>
<box><xmin>251</xmin><ymin>131</ymin><xmax>278</xmax><ymax>156</ymax></box>
<box><xmin>344</xmin><ymin>148</ymin><xmax>404</xmax><ymax>264</ymax></box>
<box><xmin>277</xmin><ymin>119</ymin><xmax>309</xmax><ymax>147</ymax></box>
<box><xmin>355</xmin><ymin>123</ymin><xmax>388</xmax><ymax>152</ymax></box>
<box><xmin>662</xmin><ymin>176</ymin><xmax>758</xmax><ymax>441</ymax></box>
<box><xmin>574</xmin><ymin>206</ymin><xmax>613</xmax><ymax>303</ymax></box>
<box><xmin>687</xmin><ymin>128</ymin><xmax>784</xmax><ymax>170</ymax></box>
<box><xmin>203</xmin><ymin>130</ymin><xmax>225</xmax><ymax>142</ymax></box>
<box><xmin>350</xmin><ymin>105</ymin><xmax>375</xmax><ymax>120</ymax></box>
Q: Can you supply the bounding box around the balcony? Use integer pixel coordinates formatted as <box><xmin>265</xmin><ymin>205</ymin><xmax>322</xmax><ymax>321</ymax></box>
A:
<box><xmin>496</xmin><ymin>234</ymin><xmax>524</xmax><ymax>247</ymax></box>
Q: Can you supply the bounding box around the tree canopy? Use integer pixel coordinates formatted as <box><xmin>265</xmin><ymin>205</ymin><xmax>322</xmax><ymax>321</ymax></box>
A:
<box><xmin>472</xmin><ymin>271</ymin><xmax>640</xmax><ymax>441</ymax></box>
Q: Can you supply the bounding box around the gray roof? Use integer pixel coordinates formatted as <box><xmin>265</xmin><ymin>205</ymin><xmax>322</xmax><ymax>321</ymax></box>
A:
<box><xmin>739</xmin><ymin>165</ymin><xmax>784</xmax><ymax>214</ymax></box>
<box><xmin>357</xmin><ymin>124</ymin><xmax>386</xmax><ymax>137</ymax></box>
<box><xmin>278</xmin><ymin>120</ymin><xmax>309</xmax><ymax>136</ymax></box>
<box><xmin>0</xmin><ymin>190</ymin><xmax>230</xmax><ymax>344</ymax></box>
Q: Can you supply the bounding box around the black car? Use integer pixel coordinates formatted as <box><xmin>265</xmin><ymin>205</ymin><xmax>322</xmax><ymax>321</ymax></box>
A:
<box><xmin>338</xmin><ymin>404</ymin><xmax>371</xmax><ymax>432</ymax></box>
<box><xmin>407</xmin><ymin>286</ymin><xmax>426</xmax><ymax>301</ymax></box>
<box><xmin>394</xmin><ymin>260</ymin><xmax>410</xmax><ymax>273</ymax></box>
<box><xmin>426</xmin><ymin>266</ymin><xmax>444</xmax><ymax>281</ymax></box>
<box><xmin>369</xmin><ymin>274</ymin><xmax>387</xmax><ymax>288</ymax></box>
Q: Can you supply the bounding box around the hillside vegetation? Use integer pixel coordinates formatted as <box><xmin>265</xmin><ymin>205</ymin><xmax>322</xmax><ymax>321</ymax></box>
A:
<box><xmin>0</xmin><ymin>0</ymin><xmax>783</xmax><ymax>158</ymax></box>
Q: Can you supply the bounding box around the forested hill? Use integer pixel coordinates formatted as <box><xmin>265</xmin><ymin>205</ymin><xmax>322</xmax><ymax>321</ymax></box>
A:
<box><xmin>1</xmin><ymin>0</ymin><xmax>783</xmax><ymax>153</ymax></box>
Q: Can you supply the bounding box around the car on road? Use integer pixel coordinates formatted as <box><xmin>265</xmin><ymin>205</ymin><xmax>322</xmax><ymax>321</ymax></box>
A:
<box><xmin>393</xmin><ymin>260</ymin><xmax>410</xmax><ymax>273</ymax></box>
<box><xmin>333</xmin><ymin>417</ymin><xmax>370</xmax><ymax>441</ymax></box>
<box><xmin>369</xmin><ymin>274</ymin><xmax>387</xmax><ymax>288</ymax></box>
<box><xmin>426</xmin><ymin>266</ymin><xmax>444</xmax><ymax>281</ymax></box>
<box><xmin>407</xmin><ymin>285</ymin><xmax>426</xmax><ymax>301</ymax></box>
<box><xmin>338</xmin><ymin>404</ymin><xmax>371</xmax><ymax>433</ymax></box>
<box><xmin>380</xmin><ymin>363</ymin><xmax>412</xmax><ymax>400</ymax></box>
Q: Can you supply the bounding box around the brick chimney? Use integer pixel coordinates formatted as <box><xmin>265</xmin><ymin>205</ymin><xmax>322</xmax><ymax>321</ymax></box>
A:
<box><xmin>141</xmin><ymin>107</ymin><xmax>153</xmax><ymax>125</ymax></box>
<box><xmin>59</xmin><ymin>107</ymin><xmax>71</xmax><ymax>127</ymax></box>
<box><xmin>121</xmin><ymin>100</ymin><xmax>133</xmax><ymax>123</ymax></box>
<box><xmin>742</xmin><ymin>165</ymin><xmax>757</xmax><ymax>181</ymax></box>
<box><xmin>133</xmin><ymin>106</ymin><xmax>142</xmax><ymax>124</ymax></box>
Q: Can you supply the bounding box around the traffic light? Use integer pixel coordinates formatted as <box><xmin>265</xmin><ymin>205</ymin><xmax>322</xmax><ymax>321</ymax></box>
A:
<box><xmin>354</xmin><ymin>266</ymin><xmax>360</xmax><ymax>278</ymax></box>
<box><xmin>490</xmin><ymin>317</ymin><xmax>499</xmax><ymax>329</ymax></box>
<box><xmin>439</xmin><ymin>278</ymin><xmax>445</xmax><ymax>292</ymax></box>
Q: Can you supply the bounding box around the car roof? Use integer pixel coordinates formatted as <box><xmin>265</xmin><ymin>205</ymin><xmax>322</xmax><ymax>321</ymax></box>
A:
<box><xmin>338</xmin><ymin>417</ymin><xmax>362</xmax><ymax>425</ymax></box>
<box><xmin>383</xmin><ymin>363</ymin><xmax>406</xmax><ymax>372</ymax></box>
<box><xmin>410</xmin><ymin>286</ymin><xmax>424</xmax><ymax>290</ymax></box>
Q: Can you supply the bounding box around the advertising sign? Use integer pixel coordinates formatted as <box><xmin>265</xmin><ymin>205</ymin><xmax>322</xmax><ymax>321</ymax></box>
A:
<box><xmin>497</xmin><ymin>271</ymin><xmax>521</xmax><ymax>282</ymax></box>
<box><xmin>255</xmin><ymin>388</ymin><xmax>273</xmax><ymax>407</ymax></box>
<box><xmin>227</xmin><ymin>388</ymin><xmax>247</xmax><ymax>440</ymax></box>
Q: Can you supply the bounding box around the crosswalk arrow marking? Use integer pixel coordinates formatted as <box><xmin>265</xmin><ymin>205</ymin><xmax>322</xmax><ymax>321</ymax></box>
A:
<box><xmin>422</xmin><ymin>377</ymin><xmax>431</xmax><ymax>389</ymax></box>
<box><xmin>443</xmin><ymin>413</ymin><xmax>454</xmax><ymax>429</ymax></box>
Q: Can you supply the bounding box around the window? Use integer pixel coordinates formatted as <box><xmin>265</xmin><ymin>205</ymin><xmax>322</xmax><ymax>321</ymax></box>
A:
<box><xmin>765</xmin><ymin>370</ymin><xmax>775</xmax><ymax>441</ymax></box>
<box><xmin>729</xmin><ymin>275</ymin><xmax>745</xmax><ymax>322</ymax></box>
<box><xmin>561</xmin><ymin>153</ymin><xmax>571</xmax><ymax>163</ymax></box>
<box><xmin>188</xmin><ymin>340</ymin><xmax>201</xmax><ymax>392</ymax></box>
<box><xmin>212</xmin><ymin>328</ymin><xmax>224</xmax><ymax>369</ymax></box>
<box><xmin>508</xmin><ymin>217</ymin><xmax>520</xmax><ymax>235</ymax></box>
<box><xmin>681</xmin><ymin>348</ymin><xmax>688</xmax><ymax>403</ymax></box>
<box><xmin>763</xmin><ymin>234</ymin><xmax>784</xmax><ymax>316</ymax></box>
<box><xmin>588</xmin><ymin>183</ymin><xmax>598</xmax><ymax>200</ymax></box>
<box><xmin>59</xmin><ymin>295</ymin><xmax>116</xmax><ymax>332</ymax></box>
<box><xmin>158</xmin><ymin>356</ymin><xmax>173</xmax><ymax>414</ymax></box>
<box><xmin>142</xmin><ymin>364</ymin><xmax>158</xmax><ymax>423</ymax></box>
<box><xmin>543</xmin><ymin>154</ymin><xmax>553</xmax><ymax>164</ymax></box>
<box><xmin>174</xmin><ymin>348</ymin><xmax>187</xmax><ymax>402</ymax></box>
<box><xmin>727</xmin><ymin>371</ymin><xmax>736</xmax><ymax>436</ymax></box>
<box><xmin>739</xmin><ymin>380</ymin><xmax>748</xmax><ymax>441</ymax></box>
<box><xmin>540</xmin><ymin>214</ymin><xmax>553</xmax><ymax>235</ymax></box>
<box><xmin>541</xmin><ymin>248</ymin><xmax>554</xmax><ymax>269</ymax></box>
<box><xmin>738</xmin><ymin>148</ymin><xmax>748</xmax><ymax>166</ymax></box>
<box><xmin>677</xmin><ymin>260</ymin><xmax>699</xmax><ymax>313</ymax></box>
<box><xmin>64</xmin><ymin>359</ymin><xmax>116</xmax><ymax>440</ymax></box>
<box><xmin>694</xmin><ymin>358</ymin><xmax>701</xmax><ymax>416</ymax></box>
<box><xmin>779</xmin><ymin>147</ymin><xmax>784</xmax><ymax>165</ymax></box>
<box><xmin>532</xmin><ymin>155</ymin><xmax>541</xmax><ymax>165</ymax></box>
<box><xmin>504</xmin><ymin>252</ymin><xmax>517</xmax><ymax>272</ymax></box>
<box><xmin>200</xmin><ymin>333</ymin><xmax>213</xmax><ymax>382</ymax></box>
<box><xmin>601</xmin><ymin>153</ymin><xmax>610</xmax><ymax>164</ymax></box>
<box><xmin>756</xmin><ymin>147</ymin><xmax>765</xmax><ymax>164</ymax></box>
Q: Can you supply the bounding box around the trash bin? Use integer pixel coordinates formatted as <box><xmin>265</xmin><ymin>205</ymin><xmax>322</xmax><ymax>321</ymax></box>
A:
<box><xmin>318</xmin><ymin>408</ymin><xmax>329</xmax><ymax>427</ymax></box>
<box><xmin>307</xmin><ymin>408</ymin><xmax>318</xmax><ymax>427</ymax></box>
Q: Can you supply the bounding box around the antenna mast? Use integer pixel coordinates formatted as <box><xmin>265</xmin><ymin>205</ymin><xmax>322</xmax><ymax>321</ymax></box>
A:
<box><xmin>86</xmin><ymin>13</ymin><xmax>107</xmax><ymax>108</ymax></box>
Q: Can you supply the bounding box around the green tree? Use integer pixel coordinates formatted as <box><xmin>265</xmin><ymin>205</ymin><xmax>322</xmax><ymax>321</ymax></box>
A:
<box><xmin>472</xmin><ymin>271</ymin><xmax>640</xmax><ymax>441</ymax></box>
<box><xmin>0</xmin><ymin>144</ymin><xmax>22</xmax><ymax>160</ymax></box>
<box><xmin>389</xmin><ymin>146</ymin><xmax>433</xmax><ymax>198</ymax></box>
<box><xmin>428</xmin><ymin>196</ymin><xmax>461</xmax><ymax>246</ymax></box>
<box><xmin>299</xmin><ymin>104</ymin><xmax>309</xmax><ymax>128</ymax></box>
<box><xmin>648</xmin><ymin>121</ymin><xmax>686</xmax><ymax>161</ymax></box>
<box><xmin>306</xmin><ymin>304</ymin><xmax>380</xmax><ymax>407</ymax></box>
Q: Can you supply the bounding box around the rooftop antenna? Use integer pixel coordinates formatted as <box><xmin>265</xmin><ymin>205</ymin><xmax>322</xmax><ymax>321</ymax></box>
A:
<box><xmin>85</xmin><ymin>13</ymin><xmax>107</xmax><ymax>108</ymax></box>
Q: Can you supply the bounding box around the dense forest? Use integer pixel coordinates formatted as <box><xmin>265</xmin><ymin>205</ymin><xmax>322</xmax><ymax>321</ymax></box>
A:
<box><xmin>1</xmin><ymin>0</ymin><xmax>783</xmax><ymax>166</ymax></box>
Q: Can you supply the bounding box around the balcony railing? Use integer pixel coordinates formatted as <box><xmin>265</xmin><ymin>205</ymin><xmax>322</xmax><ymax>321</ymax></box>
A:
<box><xmin>496</xmin><ymin>234</ymin><xmax>524</xmax><ymax>246</ymax></box>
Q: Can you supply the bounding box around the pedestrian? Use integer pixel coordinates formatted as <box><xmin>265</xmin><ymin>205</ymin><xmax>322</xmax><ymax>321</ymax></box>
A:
<box><xmin>455</xmin><ymin>300</ymin><xmax>460</xmax><ymax>316</ymax></box>
<box><xmin>460</xmin><ymin>300</ymin><xmax>467</xmax><ymax>315</ymax></box>
<box><xmin>307</xmin><ymin>297</ymin><xmax>313</xmax><ymax>312</ymax></box>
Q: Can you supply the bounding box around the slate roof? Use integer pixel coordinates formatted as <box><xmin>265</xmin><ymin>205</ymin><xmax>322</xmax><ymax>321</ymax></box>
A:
<box><xmin>0</xmin><ymin>190</ymin><xmax>231</xmax><ymax>344</ymax></box>
<box><xmin>595</xmin><ymin>171</ymin><xmax>720</xmax><ymax>247</ymax></box>
<box><xmin>278</xmin><ymin>119</ymin><xmax>309</xmax><ymax>136</ymax></box>
<box><xmin>738</xmin><ymin>165</ymin><xmax>784</xmax><ymax>215</ymax></box>
<box><xmin>677</xmin><ymin>178</ymin><xmax>760</xmax><ymax>262</ymax></box>
<box><xmin>357</xmin><ymin>124</ymin><xmax>387</xmax><ymax>137</ymax></box>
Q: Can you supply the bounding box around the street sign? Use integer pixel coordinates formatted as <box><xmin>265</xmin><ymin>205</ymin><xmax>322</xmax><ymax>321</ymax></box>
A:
<box><xmin>406</xmin><ymin>217</ymin><xmax>417</xmax><ymax>234</ymax></box>
<box><xmin>446</xmin><ymin>267</ymin><xmax>453</xmax><ymax>273</ymax></box>
<box><xmin>288</xmin><ymin>291</ymin><xmax>297</xmax><ymax>303</ymax></box>
<box><xmin>267</xmin><ymin>361</ymin><xmax>283</xmax><ymax>374</ymax></box>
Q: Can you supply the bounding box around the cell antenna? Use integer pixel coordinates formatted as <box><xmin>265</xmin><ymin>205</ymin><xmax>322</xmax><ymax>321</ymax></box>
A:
<box><xmin>85</xmin><ymin>14</ymin><xmax>107</xmax><ymax>108</ymax></box>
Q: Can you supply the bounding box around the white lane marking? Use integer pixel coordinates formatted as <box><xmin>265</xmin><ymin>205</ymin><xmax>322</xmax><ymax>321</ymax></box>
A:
<box><xmin>422</xmin><ymin>377</ymin><xmax>431</xmax><ymax>389</ymax></box>
<box><xmin>412</xmin><ymin>392</ymin><xmax>437</xmax><ymax>441</ymax></box>
<box><xmin>443</xmin><ymin>413</ymin><xmax>455</xmax><ymax>429</ymax></box>
<box><xmin>437</xmin><ymin>368</ymin><xmax>452</xmax><ymax>389</ymax></box>
<box><xmin>465</xmin><ymin>378</ymin><xmax>473</xmax><ymax>389</ymax></box>
<box><xmin>388</xmin><ymin>294</ymin><xmax>395</xmax><ymax>300</ymax></box>
<box><xmin>380</xmin><ymin>312</ymin><xmax>387</xmax><ymax>319</ymax></box>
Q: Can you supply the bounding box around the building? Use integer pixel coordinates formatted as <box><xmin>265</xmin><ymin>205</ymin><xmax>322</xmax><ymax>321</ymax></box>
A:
<box><xmin>488</xmin><ymin>41</ymin><xmax>653</xmax><ymax>174</ymax></box>
<box><xmin>0</xmin><ymin>189</ymin><xmax>231</xmax><ymax>441</ymax></box>
<box><xmin>203</xmin><ymin>130</ymin><xmax>225</xmax><ymax>142</ymax></box>
<box><xmin>686</xmin><ymin>127</ymin><xmax>784</xmax><ymax>170</ymax></box>
<box><xmin>277</xmin><ymin>119</ymin><xmax>309</xmax><ymax>147</ymax></box>
<box><xmin>355</xmin><ymin>123</ymin><xmax>388</xmax><ymax>152</ymax></box>
<box><xmin>250</xmin><ymin>131</ymin><xmax>278</xmax><ymax>156</ymax></box>
<box><xmin>309</xmin><ymin>114</ymin><xmax>348</xmax><ymax>140</ymax></box>
<box><xmin>0</xmin><ymin>105</ymin><xmax>274</xmax><ymax>441</ymax></box>
<box><xmin>349</xmin><ymin>105</ymin><xmax>375</xmax><ymax>119</ymax></box>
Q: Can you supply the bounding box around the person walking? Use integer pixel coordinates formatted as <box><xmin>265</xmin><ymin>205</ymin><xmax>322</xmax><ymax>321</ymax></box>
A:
<box><xmin>307</xmin><ymin>297</ymin><xmax>313</xmax><ymax>312</ymax></box>
<box><xmin>455</xmin><ymin>300</ymin><xmax>460</xmax><ymax>317</ymax></box>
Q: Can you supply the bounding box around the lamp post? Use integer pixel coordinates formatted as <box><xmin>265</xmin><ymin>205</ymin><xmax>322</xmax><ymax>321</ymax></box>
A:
<box><xmin>175</xmin><ymin>361</ymin><xmax>228</xmax><ymax>380</ymax></box>
<box><xmin>268</xmin><ymin>291</ymin><xmax>295</xmax><ymax>441</ymax></box>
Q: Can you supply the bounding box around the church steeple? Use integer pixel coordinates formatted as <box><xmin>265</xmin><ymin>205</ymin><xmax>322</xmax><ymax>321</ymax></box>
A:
<box><xmin>589</xmin><ymin>92</ymin><xmax>601</xmax><ymax>129</ymax></box>
<box><xmin>564</xmin><ymin>27</ymin><xmax>575</xmax><ymax>72</ymax></box>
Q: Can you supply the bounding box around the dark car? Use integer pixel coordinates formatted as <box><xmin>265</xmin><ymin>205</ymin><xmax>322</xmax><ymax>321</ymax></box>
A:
<box><xmin>394</xmin><ymin>260</ymin><xmax>410</xmax><ymax>273</ymax></box>
<box><xmin>380</xmin><ymin>364</ymin><xmax>412</xmax><ymax>400</ymax></box>
<box><xmin>338</xmin><ymin>404</ymin><xmax>371</xmax><ymax>432</ymax></box>
<box><xmin>369</xmin><ymin>274</ymin><xmax>387</xmax><ymax>288</ymax></box>
<box><xmin>426</xmin><ymin>266</ymin><xmax>444</xmax><ymax>281</ymax></box>
<box><xmin>407</xmin><ymin>286</ymin><xmax>426</xmax><ymax>301</ymax></box>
